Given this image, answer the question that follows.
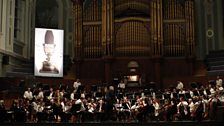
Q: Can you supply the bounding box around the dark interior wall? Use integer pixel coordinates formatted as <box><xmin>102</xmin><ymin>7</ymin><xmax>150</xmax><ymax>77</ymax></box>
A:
<box><xmin>162</xmin><ymin>57</ymin><xmax>194</xmax><ymax>77</ymax></box>
<box><xmin>35</xmin><ymin>0</ymin><xmax>59</xmax><ymax>28</ymax></box>
<box><xmin>75</xmin><ymin>57</ymin><xmax>154</xmax><ymax>89</ymax></box>
<box><xmin>77</xmin><ymin>57</ymin><xmax>195</xmax><ymax>88</ymax></box>
<box><xmin>79</xmin><ymin>59</ymin><xmax>104</xmax><ymax>84</ymax></box>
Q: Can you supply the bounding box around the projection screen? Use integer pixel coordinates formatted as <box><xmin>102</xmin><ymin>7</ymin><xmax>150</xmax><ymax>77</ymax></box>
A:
<box><xmin>34</xmin><ymin>28</ymin><xmax>64</xmax><ymax>77</ymax></box>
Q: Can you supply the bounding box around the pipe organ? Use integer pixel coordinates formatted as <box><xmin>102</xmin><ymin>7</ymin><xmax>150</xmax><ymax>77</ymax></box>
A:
<box><xmin>71</xmin><ymin>0</ymin><xmax>195</xmax><ymax>88</ymax></box>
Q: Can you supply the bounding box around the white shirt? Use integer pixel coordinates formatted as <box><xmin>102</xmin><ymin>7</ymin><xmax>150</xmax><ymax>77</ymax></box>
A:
<box><xmin>36</xmin><ymin>91</ymin><xmax>44</xmax><ymax>100</ymax></box>
<box><xmin>70</xmin><ymin>92</ymin><xmax>75</xmax><ymax>100</ymax></box>
<box><xmin>216</xmin><ymin>78</ymin><xmax>223</xmax><ymax>87</ymax></box>
<box><xmin>118</xmin><ymin>83</ymin><xmax>125</xmax><ymax>89</ymax></box>
<box><xmin>23</xmin><ymin>91</ymin><xmax>33</xmax><ymax>100</ymax></box>
<box><xmin>73</xmin><ymin>81</ymin><xmax>81</xmax><ymax>92</ymax></box>
<box><xmin>188</xmin><ymin>101</ymin><xmax>195</xmax><ymax>113</ymax></box>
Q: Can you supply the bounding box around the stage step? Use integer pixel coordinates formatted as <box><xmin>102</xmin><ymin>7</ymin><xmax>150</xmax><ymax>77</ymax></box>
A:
<box><xmin>207</xmin><ymin>61</ymin><xmax>224</xmax><ymax>66</ymax></box>
<box><xmin>13</xmin><ymin>68</ymin><xmax>34</xmax><ymax>73</ymax></box>
<box><xmin>5</xmin><ymin>71</ymin><xmax>34</xmax><ymax>77</ymax></box>
<box><xmin>210</xmin><ymin>65</ymin><xmax>224</xmax><ymax>71</ymax></box>
<box><xmin>207</xmin><ymin>69</ymin><xmax>224</xmax><ymax>76</ymax></box>
<box><xmin>206</xmin><ymin>57</ymin><xmax>224</xmax><ymax>62</ymax></box>
<box><xmin>204</xmin><ymin>50</ymin><xmax>224</xmax><ymax>75</ymax></box>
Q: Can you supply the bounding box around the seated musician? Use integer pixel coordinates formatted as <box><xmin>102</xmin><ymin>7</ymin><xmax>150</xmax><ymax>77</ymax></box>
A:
<box><xmin>114</xmin><ymin>99</ymin><xmax>123</xmax><ymax>121</ymax></box>
<box><xmin>162</xmin><ymin>99</ymin><xmax>172</xmax><ymax>121</ymax></box>
<box><xmin>36</xmin><ymin>98</ymin><xmax>46</xmax><ymax>122</ymax></box>
<box><xmin>70</xmin><ymin>90</ymin><xmax>76</xmax><ymax>101</ymax></box>
<box><xmin>44</xmin><ymin>87</ymin><xmax>54</xmax><ymax>101</ymax></box>
<box><xmin>95</xmin><ymin>99</ymin><xmax>105</xmax><ymax>122</ymax></box>
<box><xmin>178</xmin><ymin>88</ymin><xmax>186</xmax><ymax>101</ymax></box>
<box><xmin>0</xmin><ymin>100</ymin><xmax>7</xmax><ymax>122</ymax></box>
<box><xmin>163</xmin><ymin>88</ymin><xmax>171</xmax><ymax>100</ymax></box>
<box><xmin>59</xmin><ymin>97</ymin><xmax>72</xmax><ymax>122</ymax></box>
<box><xmin>133</xmin><ymin>97</ymin><xmax>147</xmax><ymax>122</ymax></box>
<box><xmin>176</xmin><ymin>81</ymin><xmax>184</xmax><ymax>91</ymax></box>
<box><xmin>176</xmin><ymin>97</ymin><xmax>189</xmax><ymax>120</ymax></box>
<box><xmin>23</xmin><ymin>88</ymin><xmax>33</xmax><ymax>101</ymax></box>
<box><xmin>35</xmin><ymin>88</ymin><xmax>44</xmax><ymax>100</ymax></box>
<box><xmin>188</xmin><ymin>98</ymin><xmax>195</xmax><ymax>120</ymax></box>
<box><xmin>171</xmin><ymin>88</ymin><xmax>178</xmax><ymax>99</ymax></box>
<box><xmin>85</xmin><ymin>99</ymin><xmax>96</xmax><ymax>121</ymax></box>
<box><xmin>74</xmin><ymin>96</ymin><xmax>86</xmax><ymax>122</ymax></box>
<box><xmin>152</xmin><ymin>98</ymin><xmax>160</xmax><ymax>121</ymax></box>
<box><xmin>73</xmin><ymin>79</ymin><xmax>81</xmax><ymax>93</ymax></box>
<box><xmin>121</xmin><ymin>96</ymin><xmax>131</xmax><ymax>122</ymax></box>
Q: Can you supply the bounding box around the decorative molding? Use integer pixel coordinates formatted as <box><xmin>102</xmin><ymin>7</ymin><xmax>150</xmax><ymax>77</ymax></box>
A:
<box><xmin>206</xmin><ymin>29</ymin><xmax>214</xmax><ymax>38</ymax></box>
<box><xmin>115</xmin><ymin>17</ymin><xmax>150</xmax><ymax>23</ymax></box>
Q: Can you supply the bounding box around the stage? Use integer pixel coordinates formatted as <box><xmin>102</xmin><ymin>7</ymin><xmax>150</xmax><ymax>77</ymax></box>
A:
<box><xmin>0</xmin><ymin>121</ymin><xmax>222</xmax><ymax>126</ymax></box>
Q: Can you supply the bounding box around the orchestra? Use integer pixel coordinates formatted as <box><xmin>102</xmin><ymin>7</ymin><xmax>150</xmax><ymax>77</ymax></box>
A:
<box><xmin>0</xmin><ymin>79</ymin><xmax>223</xmax><ymax>123</ymax></box>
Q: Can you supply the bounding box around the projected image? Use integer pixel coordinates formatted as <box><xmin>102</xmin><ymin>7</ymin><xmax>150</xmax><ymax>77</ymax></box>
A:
<box><xmin>35</xmin><ymin>28</ymin><xmax>64</xmax><ymax>77</ymax></box>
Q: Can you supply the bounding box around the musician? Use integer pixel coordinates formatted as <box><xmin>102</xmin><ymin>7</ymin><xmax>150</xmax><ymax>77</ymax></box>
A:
<box><xmin>208</xmin><ymin>82</ymin><xmax>216</xmax><ymax>95</ymax></box>
<box><xmin>170</xmin><ymin>88</ymin><xmax>178</xmax><ymax>99</ymax></box>
<box><xmin>10</xmin><ymin>99</ymin><xmax>26</xmax><ymax>122</ymax></box>
<box><xmin>36</xmin><ymin>98</ymin><xmax>46</xmax><ymax>122</ymax></box>
<box><xmin>194</xmin><ymin>96</ymin><xmax>204</xmax><ymax>121</ymax></box>
<box><xmin>95</xmin><ymin>99</ymin><xmax>105</xmax><ymax>122</ymax></box>
<box><xmin>52</xmin><ymin>97</ymin><xmax>63</xmax><ymax>122</ymax></box>
<box><xmin>201</xmin><ymin>95</ymin><xmax>209</xmax><ymax>120</ymax></box>
<box><xmin>216</xmin><ymin>76</ymin><xmax>223</xmax><ymax>88</ymax></box>
<box><xmin>35</xmin><ymin>88</ymin><xmax>44</xmax><ymax>100</ymax></box>
<box><xmin>104</xmin><ymin>86</ymin><xmax>116</xmax><ymax>121</ymax></box>
<box><xmin>188</xmin><ymin>98</ymin><xmax>195</xmax><ymax>120</ymax></box>
<box><xmin>70</xmin><ymin>90</ymin><xmax>77</xmax><ymax>101</ymax></box>
<box><xmin>74</xmin><ymin>96</ymin><xmax>87</xmax><ymax>122</ymax></box>
<box><xmin>163</xmin><ymin>88</ymin><xmax>171</xmax><ymax>100</ymax></box>
<box><xmin>162</xmin><ymin>99</ymin><xmax>172</xmax><ymax>121</ymax></box>
<box><xmin>23</xmin><ymin>88</ymin><xmax>33</xmax><ymax>101</ymax></box>
<box><xmin>137</xmin><ymin>97</ymin><xmax>148</xmax><ymax>121</ymax></box>
<box><xmin>176</xmin><ymin>97</ymin><xmax>189</xmax><ymax>120</ymax></box>
<box><xmin>117</xmin><ymin>79</ymin><xmax>126</xmax><ymax>93</ymax></box>
<box><xmin>85</xmin><ymin>99</ymin><xmax>96</xmax><ymax>121</ymax></box>
<box><xmin>114</xmin><ymin>99</ymin><xmax>123</xmax><ymax>121</ymax></box>
<box><xmin>121</xmin><ymin>96</ymin><xmax>131</xmax><ymax>122</ymax></box>
<box><xmin>176</xmin><ymin>81</ymin><xmax>184</xmax><ymax>90</ymax></box>
<box><xmin>60</xmin><ymin>97</ymin><xmax>72</xmax><ymax>122</ymax></box>
<box><xmin>73</xmin><ymin>79</ymin><xmax>81</xmax><ymax>93</ymax></box>
<box><xmin>0</xmin><ymin>100</ymin><xmax>6</xmax><ymax>122</ymax></box>
<box><xmin>216</xmin><ymin>85</ymin><xmax>224</xmax><ymax>95</ymax></box>
<box><xmin>44</xmin><ymin>87</ymin><xmax>54</xmax><ymax>101</ymax></box>
<box><xmin>178</xmin><ymin>88</ymin><xmax>186</xmax><ymax>100</ymax></box>
<box><xmin>152</xmin><ymin>98</ymin><xmax>160</xmax><ymax>121</ymax></box>
<box><xmin>43</xmin><ymin>99</ymin><xmax>54</xmax><ymax>122</ymax></box>
<box><xmin>208</xmin><ymin>94</ymin><xmax>219</xmax><ymax>120</ymax></box>
<box><xmin>23</xmin><ymin>100</ymin><xmax>32</xmax><ymax>122</ymax></box>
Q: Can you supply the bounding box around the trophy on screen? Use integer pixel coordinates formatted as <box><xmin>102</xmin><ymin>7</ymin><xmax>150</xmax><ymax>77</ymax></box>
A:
<box><xmin>39</xmin><ymin>30</ymin><xmax>59</xmax><ymax>74</ymax></box>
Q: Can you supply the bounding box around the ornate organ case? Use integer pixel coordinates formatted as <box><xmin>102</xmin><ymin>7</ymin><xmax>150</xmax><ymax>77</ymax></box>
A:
<box><xmin>72</xmin><ymin>0</ymin><xmax>195</xmax><ymax>88</ymax></box>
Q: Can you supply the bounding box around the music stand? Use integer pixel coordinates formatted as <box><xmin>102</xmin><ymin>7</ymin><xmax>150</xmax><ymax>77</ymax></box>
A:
<box><xmin>164</xmin><ymin>93</ymin><xmax>171</xmax><ymax>99</ymax></box>
<box><xmin>185</xmin><ymin>93</ymin><xmax>191</xmax><ymax>99</ymax></box>
<box><xmin>193</xmin><ymin>90</ymin><xmax>199</xmax><ymax>96</ymax></box>
<box><xmin>77</xmin><ymin>85</ymin><xmax>84</xmax><ymax>93</ymax></box>
<box><xmin>91</xmin><ymin>85</ymin><xmax>97</xmax><ymax>92</ymax></box>
<box><xmin>179</xmin><ymin>94</ymin><xmax>185</xmax><ymax>99</ymax></box>
<box><xmin>117</xmin><ymin>93</ymin><xmax>123</xmax><ymax>100</ymax></box>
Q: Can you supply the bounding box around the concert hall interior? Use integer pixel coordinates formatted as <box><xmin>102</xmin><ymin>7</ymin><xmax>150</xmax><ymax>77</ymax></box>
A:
<box><xmin>0</xmin><ymin>0</ymin><xmax>224</xmax><ymax>125</ymax></box>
